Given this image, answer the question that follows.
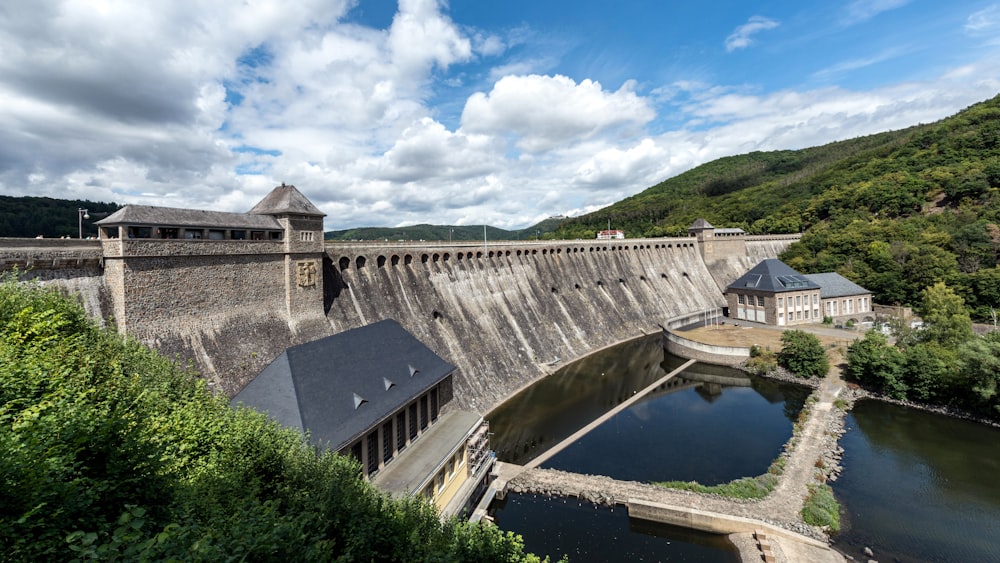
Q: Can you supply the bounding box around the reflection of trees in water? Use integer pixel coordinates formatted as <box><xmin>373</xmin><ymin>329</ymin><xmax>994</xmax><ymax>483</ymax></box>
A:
<box><xmin>489</xmin><ymin>335</ymin><xmax>813</xmax><ymax>465</ymax></box>
<box><xmin>489</xmin><ymin>334</ymin><xmax>670</xmax><ymax>465</ymax></box>
<box><xmin>849</xmin><ymin>400</ymin><xmax>1000</xmax><ymax>502</ymax></box>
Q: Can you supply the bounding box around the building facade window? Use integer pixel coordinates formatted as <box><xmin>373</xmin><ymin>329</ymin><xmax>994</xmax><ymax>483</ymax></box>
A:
<box><xmin>796</xmin><ymin>296</ymin><xmax>802</xmax><ymax>306</ymax></box>
<box><xmin>409</xmin><ymin>403</ymin><xmax>418</xmax><ymax>440</ymax></box>
<box><xmin>420</xmin><ymin>395</ymin><xmax>429</xmax><ymax>430</ymax></box>
<box><xmin>757</xmin><ymin>296</ymin><xmax>765</xmax><ymax>307</ymax></box>
<box><xmin>430</xmin><ymin>388</ymin><xmax>439</xmax><ymax>422</ymax></box>
<box><xmin>366</xmin><ymin>431</ymin><xmax>379</xmax><ymax>475</ymax></box>
<box><xmin>396</xmin><ymin>412</ymin><xmax>406</xmax><ymax>450</ymax></box>
<box><xmin>738</xmin><ymin>294</ymin><xmax>745</xmax><ymax>305</ymax></box>
<box><xmin>382</xmin><ymin>420</ymin><xmax>394</xmax><ymax>463</ymax></box>
<box><xmin>778</xmin><ymin>297</ymin><xmax>783</xmax><ymax>307</ymax></box>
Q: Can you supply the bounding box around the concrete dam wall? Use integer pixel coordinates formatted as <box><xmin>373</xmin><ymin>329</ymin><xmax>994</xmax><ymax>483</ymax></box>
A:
<box><xmin>2</xmin><ymin>235</ymin><xmax>795</xmax><ymax>414</ymax></box>
<box><xmin>324</xmin><ymin>239</ymin><xmax>730</xmax><ymax>412</ymax></box>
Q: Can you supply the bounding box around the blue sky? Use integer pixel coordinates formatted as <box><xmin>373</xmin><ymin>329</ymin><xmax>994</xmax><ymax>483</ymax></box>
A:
<box><xmin>1</xmin><ymin>1</ymin><xmax>998</xmax><ymax>230</ymax></box>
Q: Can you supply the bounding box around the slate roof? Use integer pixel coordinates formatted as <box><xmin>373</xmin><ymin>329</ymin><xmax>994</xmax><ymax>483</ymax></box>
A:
<box><xmin>95</xmin><ymin>205</ymin><xmax>281</xmax><ymax>229</ymax></box>
<box><xmin>689</xmin><ymin>218</ymin><xmax>715</xmax><ymax>230</ymax></box>
<box><xmin>231</xmin><ymin>319</ymin><xmax>456</xmax><ymax>452</ymax></box>
<box><xmin>725</xmin><ymin>259</ymin><xmax>821</xmax><ymax>293</ymax></box>
<box><xmin>803</xmin><ymin>273</ymin><xmax>871</xmax><ymax>299</ymax></box>
<box><xmin>248</xmin><ymin>183</ymin><xmax>325</xmax><ymax>217</ymax></box>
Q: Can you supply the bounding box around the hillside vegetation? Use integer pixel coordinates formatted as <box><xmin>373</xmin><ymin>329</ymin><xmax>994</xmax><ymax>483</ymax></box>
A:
<box><xmin>557</xmin><ymin>95</ymin><xmax>1000</xmax><ymax>319</ymax></box>
<box><xmin>0</xmin><ymin>276</ymin><xmax>544</xmax><ymax>562</ymax></box>
<box><xmin>0</xmin><ymin>196</ymin><xmax>119</xmax><ymax>239</ymax></box>
<box><xmin>324</xmin><ymin>217</ymin><xmax>564</xmax><ymax>242</ymax></box>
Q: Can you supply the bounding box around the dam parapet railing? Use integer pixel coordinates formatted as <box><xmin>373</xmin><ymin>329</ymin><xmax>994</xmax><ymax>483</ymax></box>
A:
<box><xmin>661</xmin><ymin>310</ymin><xmax>751</xmax><ymax>366</ymax></box>
<box><xmin>324</xmin><ymin>237</ymin><xmax>701</xmax><ymax>269</ymax></box>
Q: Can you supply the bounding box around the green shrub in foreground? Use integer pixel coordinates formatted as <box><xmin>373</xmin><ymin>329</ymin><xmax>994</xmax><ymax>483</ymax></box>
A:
<box><xmin>0</xmin><ymin>276</ymin><xmax>544</xmax><ymax>562</ymax></box>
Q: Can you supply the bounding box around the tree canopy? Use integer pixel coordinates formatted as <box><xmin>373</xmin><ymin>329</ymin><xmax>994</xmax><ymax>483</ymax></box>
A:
<box><xmin>0</xmin><ymin>275</ymin><xmax>545</xmax><ymax>562</ymax></box>
<box><xmin>777</xmin><ymin>330</ymin><xmax>830</xmax><ymax>378</ymax></box>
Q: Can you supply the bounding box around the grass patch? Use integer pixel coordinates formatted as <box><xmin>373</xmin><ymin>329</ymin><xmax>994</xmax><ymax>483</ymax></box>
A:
<box><xmin>801</xmin><ymin>484</ymin><xmax>841</xmax><ymax>532</ymax></box>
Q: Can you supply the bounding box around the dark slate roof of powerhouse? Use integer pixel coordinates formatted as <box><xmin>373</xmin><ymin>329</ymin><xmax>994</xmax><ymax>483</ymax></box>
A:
<box><xmin>689</xmin><ymin>218</ymin><xmax>715</xmax><ymax>230</ymax></box>
<box><xmin>803</xmin><ymin>273</ymin><xmax>871</xmax><ymax>298</ymax></box>
<box><xmin>231</xmin><ymin>319</ymin><xmax>456</xmax><ymax>452</ymax></box>
<box><xmin>95</xmin><ymin>205</ymin><xmax>281</xmax><ymax>229</ymax></box>
<box><xmin>248</xmin><ymin>183</ymin><xmax>325</xmax><ymax>217</ymax></box>
<box><xmin>726</xmin><ymin>259</ymin><xmax>822</xmax><ymax>293</ymax></box>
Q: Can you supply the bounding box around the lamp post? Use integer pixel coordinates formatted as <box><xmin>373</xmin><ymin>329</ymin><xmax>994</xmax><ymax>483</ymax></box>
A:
<box><xmin>449</xmin><ymin>228</ymin><xmax>453</xmax><ymax>243</ymax></box>
<box><xmin>78</xmin><ymin>208</ymin><xmax>90</xmax><ymax>239</ymax></box>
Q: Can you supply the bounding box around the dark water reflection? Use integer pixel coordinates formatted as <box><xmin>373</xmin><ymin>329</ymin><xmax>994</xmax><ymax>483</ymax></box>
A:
<box><xmin>832</xmin><ymin>400</ymin><xmax>1000</xmax><ymax>563</ymax></box>
<box><xmin>488</xmin><ymin>334</ymin><xmax>810</xmax><ymax>484</ymax></box>
<box><xmin>490</xmin><ymin>493</ymin><xmax>739</xmax><ymax>563</ymax></box>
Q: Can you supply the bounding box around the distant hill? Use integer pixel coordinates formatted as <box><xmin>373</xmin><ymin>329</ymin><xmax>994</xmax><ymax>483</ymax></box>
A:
<box><xmin>324</xmin><ymin>216</ymin><xmax>564</xmax><ymax>242</ymax></box>
<box><xmin>556</xmin><ymin>94</ymin><xmax>1000</xmax><ymax>318</ymax></box>
<box><xmin>0</xmin><ymin>196</ymin><xmax>120</xmax><ymax>239</ymax></box>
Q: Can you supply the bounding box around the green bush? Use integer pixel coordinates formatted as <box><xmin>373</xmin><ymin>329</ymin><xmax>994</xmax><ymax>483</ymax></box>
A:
<box><xmin>801</xmin><ymin>484</ymin><xmax>840</xmax><ymax>532</ymax></box>
<box><xmin>0</xmin><ymin>276</ymin><xmax>545</xmax><ymax>562</ymax></box>
<box><xmin>778</xmin><ymin>330</ymin><xmax>830</xmax><ymax>378</ymax></box>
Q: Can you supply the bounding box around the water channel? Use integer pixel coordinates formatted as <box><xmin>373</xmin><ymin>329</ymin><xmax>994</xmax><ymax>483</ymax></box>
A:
<box><xmin>831</xmin><ymin>400</ymin><xmax>1000</xmax><ymax>562</ymax></box>
<box><xmin>487</xmin><ymin>334</ymin><xmax>809</xmax><ymax>560</ymax></box>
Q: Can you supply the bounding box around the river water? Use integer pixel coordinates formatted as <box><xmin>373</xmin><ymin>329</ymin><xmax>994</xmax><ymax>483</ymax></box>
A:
<box><xmin>832</xmin><ymin>400</ymin><xmax>1000</xmax><ymax>562</ymax></box>
<box><xmin>488</xmin><ymin>335</ymin><xmax>809</xmax><ymax>483</ymax></box>
<box><xmin>487</xmin><ymin>335</ymin><xmax>808</xmax><ymax>560</ymax></box>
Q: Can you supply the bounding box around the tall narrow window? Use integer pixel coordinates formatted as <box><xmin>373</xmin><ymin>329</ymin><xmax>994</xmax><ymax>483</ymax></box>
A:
<box><xmin>396</xmin><ymin>412</ymin><xmax>406</xmax><ymax>450</ymax></box>
<box><xmin>430</xmin><ymin>388</ymin><xmax>439</xmax><ymax>422</ymax></box>
<box><xmin>366</xmin><ymin>431</ymin><xmax>379</xmax><ymax>475</ymax></box>
<box><xmin>382</xmin><ymin>420</ymin><xmax>394</xmax><ymax>463</ymax></box>
<box><xmin>350</xmin><ymin>442</ymin><xmax>362</xmax><ymax>466</ymax></box>
<box><xmin>409</xmin><ymin>403</ymin><xmax>418</xmax><ymax>439</ymax></box>
<box><xmin>420</xmin><ymin>395</ymin><xmax>429</xmax><ymax>430</ymax></box>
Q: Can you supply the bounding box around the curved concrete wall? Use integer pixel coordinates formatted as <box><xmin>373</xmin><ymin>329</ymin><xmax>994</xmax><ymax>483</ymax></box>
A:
<box><xmin>324</xmin><ymin>239</ymin><xmax>726</xmax><ymax>411</ymax></box>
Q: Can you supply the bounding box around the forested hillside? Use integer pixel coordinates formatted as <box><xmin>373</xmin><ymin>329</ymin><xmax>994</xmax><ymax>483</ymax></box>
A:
<box><xmin>557</xmin><ymin>95</ymin><xmax>1000</xmax><ymax>319</ymax></box>
<box><xmin>0</xmin><ymin>196</ymin><xmax>119</xmax><ymax>238</ymax></box>
<box><xmin>324</xmin><ymin>217</ymin><xmax>564</xmax><ymax>242</ymax></box>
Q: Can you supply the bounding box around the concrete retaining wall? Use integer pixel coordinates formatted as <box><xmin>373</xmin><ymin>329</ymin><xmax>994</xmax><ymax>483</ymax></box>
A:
<box><xmin>628</xmin><ymin>499</ymin><xmax>830</xmax><ymax>549</ymax></box>
<box><xmin>662</xmin><ymin>329</ymin><xmax>750</xmax><ymax>366</ymax></box>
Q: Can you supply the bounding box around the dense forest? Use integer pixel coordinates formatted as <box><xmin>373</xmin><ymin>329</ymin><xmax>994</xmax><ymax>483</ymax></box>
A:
<box><xmin>323</xmin><ymin>217</ymin><xmax>564</xmax><ymax>242</ymax></box>
<box><xmin>557</xmin><ymin>95</ymin><xmax>1000</xmax><ymax>320</ymax></box>
<box><xmin>847</xmin><ymin>282</ymin><xmax>1000</xmax><ymax>419</ymax></box>
<box><xmin>0</xmin><ymin>196</ymin><xmax>119</xmax><ymax>239</ymax></box>
<box><xmin>0</xmin><ymin>277</ymin><xmax>546</xmax><ymax>562</ymax></box>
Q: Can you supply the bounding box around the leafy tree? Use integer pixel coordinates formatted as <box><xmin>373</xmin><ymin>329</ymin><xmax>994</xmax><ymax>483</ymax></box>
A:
<box><xmin>900</xmin><ymin>342</ymin><xmax>956</xmax><ymax>402</ymax></box>
<box><xmin>777</xmin><ymin>330</ymin><xmax>830</xmax><ymax>378</ymax></box>
<box><xmin>918</xmin><ymin>282</ymin><xmax>973</xmax><ymax>348</ymax></box>
<box><xmin>846</xmin><ymin>331</ymin><xmax>907</xmax><ymax>398</ymax></box>
<box><xmin>955</xmin><ymin>336</ymin><xmax>1000</xmax><ymax>417</ymax></box>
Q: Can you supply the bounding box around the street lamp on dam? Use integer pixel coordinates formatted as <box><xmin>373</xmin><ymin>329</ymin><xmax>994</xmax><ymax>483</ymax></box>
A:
<box><xmin>78</xmin><ymin>208</ymin><xmax>90</xmax><ymax>239</ymax></box>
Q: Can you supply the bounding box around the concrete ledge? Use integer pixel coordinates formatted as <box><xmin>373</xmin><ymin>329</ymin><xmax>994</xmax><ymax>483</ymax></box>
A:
<box><xmin>627</xmin><ymin>498</ymin><xmax>830</xmax><ymax>550</ymax></box>
<box><xmin>662</xmin><ymin>329</ymin><xmax>749</xmax><ymax>365</ymax></box>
